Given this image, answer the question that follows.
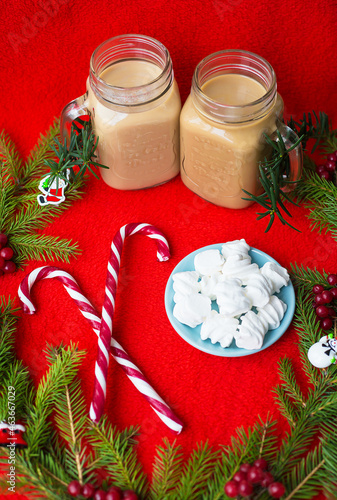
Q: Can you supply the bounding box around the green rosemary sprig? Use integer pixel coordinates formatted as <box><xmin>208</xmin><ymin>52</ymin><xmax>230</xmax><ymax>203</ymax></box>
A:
<box><xmin>44</xmin><ymin>117</ymin><xmax>108</xmax><ymax>190</ymax></box>
<box><xmin>243</xmin><ymin>112</ymin><xmax>330</xmax><ymax>232</ymax></box>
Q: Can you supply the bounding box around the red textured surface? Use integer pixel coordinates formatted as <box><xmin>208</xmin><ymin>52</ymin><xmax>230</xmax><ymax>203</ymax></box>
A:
<box><xmin>1</xmin><ymin>0</ymin><xmax>337</xmax><ymax>498</ymax></box>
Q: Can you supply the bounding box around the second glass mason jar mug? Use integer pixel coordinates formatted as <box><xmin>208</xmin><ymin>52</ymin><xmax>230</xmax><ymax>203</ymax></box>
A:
<box><xmin>180</xmin><ymin>50</ymin><xmax>302</xmax><ymax>209</ymax></box>
<box><xmin>61</xmin><ymin>34</ymin><xmax>181</xmax><ymax>190</ymax></box>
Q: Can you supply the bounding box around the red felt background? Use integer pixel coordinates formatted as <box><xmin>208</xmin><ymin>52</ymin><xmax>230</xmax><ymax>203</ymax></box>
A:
<box><xmin>1</xmin><ymin>1</ymin><xmax>337</xmax><ymax>498</ymax></box>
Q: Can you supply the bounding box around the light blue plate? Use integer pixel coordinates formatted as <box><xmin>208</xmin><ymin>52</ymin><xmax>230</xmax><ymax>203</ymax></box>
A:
<box><xmin>164</xmin><ymin>244</ymin><xmax>295</xmax><ymax>357</ymax></box>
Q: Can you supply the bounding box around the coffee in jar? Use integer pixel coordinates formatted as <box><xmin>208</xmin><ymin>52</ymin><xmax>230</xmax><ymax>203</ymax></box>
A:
<box><xmin>180</xmin><ymin>50</ymin><xmax>302</xmax><ymax>209</ymax></box>
<box><xmin>61</xmin><ymin>35</ymin><xmax>181</xmax><ymax>190</ymax></box>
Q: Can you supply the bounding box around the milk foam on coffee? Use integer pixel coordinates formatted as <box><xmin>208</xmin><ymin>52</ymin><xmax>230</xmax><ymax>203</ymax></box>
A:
<box><xmin>180</xmin><ymin>73</ymin><xmax>283</xmax><ymax>209</ymax></box>
<box><xmin>88</xmin><ymin>60</ymin><xmax>181</xmax><ymax>190</ymax></box>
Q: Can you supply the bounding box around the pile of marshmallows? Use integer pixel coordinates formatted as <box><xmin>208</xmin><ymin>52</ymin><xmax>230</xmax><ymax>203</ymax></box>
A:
<box><xmin>172</xmin><ymin>240</ymin><xmax>289</xmax><ymax>350</ymax></box>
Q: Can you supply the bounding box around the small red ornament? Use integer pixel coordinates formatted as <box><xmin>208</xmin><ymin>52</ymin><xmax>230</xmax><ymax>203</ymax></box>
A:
<box><xmin>106</xmin><ymin>486</ymin><xmax>122</xmax><ymax>500</ymax></box>
<box><xmin>268</xmin><ymin>481</ymin><xmax>286</xmax><ymax>498</ymax></box>
<box><xmin>121</xmin><ymin>491</ymin><xmax>138</xmax><ymax>500</ymax></box>
<box><xmin>67</xmin><ymin>480</ymin><xmax>81</xmax><ymax>497</ymax></box>
<box><xmin>0</xmin><ymin>422</ymin><xmax>27</xmax><ymax>448</ymax></box>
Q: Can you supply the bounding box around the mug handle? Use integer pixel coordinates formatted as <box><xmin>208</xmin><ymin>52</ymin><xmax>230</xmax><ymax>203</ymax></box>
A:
<box><xmin>60</xmin><ymin>92</ymin><xmax>90</xmax><ymax>145</ymax></box>
<box><xmin>271</xmin><ymin>121</ymin><xmax>303</xmax><ymax>192</ymax></box>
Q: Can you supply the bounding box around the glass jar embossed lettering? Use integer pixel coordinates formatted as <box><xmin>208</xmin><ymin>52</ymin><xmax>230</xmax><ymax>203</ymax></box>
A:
<box><xmin>180</xmin><ymin>50</ymin><xmax>302</xmax><ymax>209</ymax></box>
<box><xmin>61</xmin><ymin>34</ymin><xmax>181</xmax><ymax>190</ymax></box>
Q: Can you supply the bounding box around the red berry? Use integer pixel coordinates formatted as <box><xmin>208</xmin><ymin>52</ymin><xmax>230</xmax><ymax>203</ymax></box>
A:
<box><xmin>316</xmin><ymin>164</ymin><xmax>326</xmax><ymax>174</ymax></box>
<box><xmin>122</xmin><ymin>491</ymin><xmax>138</xmax><ymax>500</ymax></box>
<box><xmin>106</xmin><ymin>487</ymin><xmax>122</xmax><ymax>500</ymax></box>
<box><xmin>313</xmin><ymin>284</ymin><xmax>324</xmax><ymax>295</ymax></box>
<box><xmin>2</xmin><ymin>261</ymin><xmax>16</xmax><ymax>274</ymax></box>
<box><xmin>268</xmin><ymin>481</ymin><xmax>286</xmax><ymax>498</ymax></box>
<box><xmin>82</xmin><ymin>483</ymin><xmax>96</xmax><ymax>498</ymax></box>
<box><xmin>239</xmin><ymin>462</ymin><xmax>252</xmax><ymax>474</ymax></box>
<box><xmin>316</xmin><ymin>305</ymin><xmax>330</xmax><ymax>318</ymax></box>
<box><xmin>328</xmin><ymin>152</ymin><xmax>337</xmax><ymax>162</ymax></box>
<box><xmin>0</xmin><ymin>257</ymin><xmax>5</xmax><ymax>269</ymax></box>
<box><xmin>247</xmin><ymin>465</ymin><xmax>264</xmax><ymax>484</ymax></box>
<box><xmin>233</xmin><ymin>470</ymin><xmax>246</xmax><ymax>482</ymax></box>
<box><xmin>67</xmin><ymin>480</ymin><xmax>81</xmax><ymax>497</ymax></box>
<box><xmin>238</xmin><ymin>479</ymin><xmax>253</xmax><ymax>496</ymax></box>
<box><xmin>94</xmin><ymin>491</ymin><xmax>107</xmax><ymax>500</ymax></box>
<box><xmin>331</xmin><ymin>288</ymin><xmax>337</xmax><ymax>299</ymax></box>
<box><xmin>321</xmin><ymin>290</ymin><xmax>334</xmax><ymax>303</ymax></box>
<box><xmin>321</xmin><ymin>318</ymin><xmax>333</xmax><ymax>330</ymax></box>
<box><xmin>0</xmin><ymin>233</ymin><xmax>8</xmax><ymax>248</ymax></box>
<box><xmin>315</xmin><ymin>294</ymin><xmax>325</xmax><ymax>305</ymax></box>
<box><xmin>327</xmin><ymin>307</ymin><xmax>335</xmax><ymax>317</ymax></box>
<box><xmin>0</xmin><ymin>269</ymin><xmax>3</xmax><ymax>276</ymax></box>
<box><xmin>253</xmin><ymin>458</ymin><xmax>268</xmax><ymax>470</ymax></box>
<box><xmin>0</xmin><ymin>247</ymin><xmax>14</xmax><ymax>260</ymax></box>
<box><xmin>224</xmin><ymin>480</ymin><xmax>239</xmax><ymax>497</ymax></box>
<box><xmin>327</xmin><ymin>274</ymin><xmax>337</xmax><ymax>286</ymax></box>
<box><xmin>325</xmin><ymin>160</ymin><xmax>336</xmax><ymax>172</ymax></box>
<box><xmin>319</xmin><ymin>170</ymin><xmax>331</xmax><ymax>181</ymax></box>
<box><xmin>261</xmin><ymin>471</ymin><xmax>274</xmax><ymax>487</ymax></box>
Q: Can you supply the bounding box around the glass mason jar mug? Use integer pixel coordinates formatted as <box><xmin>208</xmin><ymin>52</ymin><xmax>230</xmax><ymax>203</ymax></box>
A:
<box><xmin>61</xmin><ymin>34</ymin><xmax>181</xmax><ymax>190</ymax></box>
<box><xmin>180</xmin><ymin>50</ymin><xmax>302</xmax><ymax>209</ymax></box>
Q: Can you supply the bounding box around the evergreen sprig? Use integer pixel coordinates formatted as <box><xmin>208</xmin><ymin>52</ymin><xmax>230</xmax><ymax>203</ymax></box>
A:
<box><xmin>44</xmin><ymin>117</ymin><xmax>108</xmax><ymax>190</ymax></box>
<box><xmin>0</xmin><ymin>119</ymin><xmax>84</xmax><ymax>267</ymax></box>
<box><xmin>243</xmin><ymin>112</ymin><xmax>330</xmax><ymax>232</ymax></box>
<box><xmin>294</xmin><ymin>158</ymin><xmax>337</xmax><ymax>242</ymax></box>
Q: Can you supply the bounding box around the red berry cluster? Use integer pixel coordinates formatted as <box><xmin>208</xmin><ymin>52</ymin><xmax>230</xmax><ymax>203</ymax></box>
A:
<box><xmin>67</xmin><ymin>481</ymin><xmax>138</xmax><ymax>500</ymax></box>
<box><xmin>313</xmin><ymin>274</ymin><xmax>337</xmax><ymax>331</ymax></box>
<box><xmin>224</xmin><ymin>459</ymin><xmax>285</xmax><ymax>498</ymax></box>
<box><xmin>0</xmin><ymin>233</ymin><xmax>16</xmax><ymax>275</ymax></box>
<box><xmin>316</xmin><ymin>151</ymin><xmax>337</xmax><ymax>182</ymax></box>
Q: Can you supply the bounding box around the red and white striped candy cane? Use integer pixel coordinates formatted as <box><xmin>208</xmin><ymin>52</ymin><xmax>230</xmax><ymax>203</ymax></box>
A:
<box><xmin>18</xmin><ymin>247</ymin><xmax>182</xmax><ymax>433</ymax></box>
<box><xmin>91</xmin><ymin>223</ymin><xmax>171</xmax><ymax>423</ymax></box>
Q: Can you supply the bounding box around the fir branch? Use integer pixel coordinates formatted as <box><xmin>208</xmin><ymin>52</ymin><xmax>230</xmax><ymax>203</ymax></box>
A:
<box><xmin>150</xmin><ymin>439</ymin><xmax>184</xmax><ymax>499</ymax></box>
<box><xmin>272</xmin><ymin>384</ymin><xmax>299</xmax><ymax>427</ymax></box>
<box><xmin>10</xmin><ymin>233</ymin><xmax>80</xmax><ymax>266</ymax></box>
<box><xmin>88</xmin><ymin>419</ymin><xmax>148</xmax><ymax>496</ymax></box>
<box><xmin>204</xmin><ymin>418</ymin><xmax>278</xmax><ymax>500</ymax></box>
<box><xmin>290</xmin><ymin>263</ymin><xmax>328</xmax><ymax>295</ymax></box>
<box><xmin>25</xmin><ymin>344</ymin><xmax>85</xmax><ymax>458</ymax></box>
<box><xmin>54</xmin><ymin>379</ymin><xmax>89</xmax><ymax>485</ymax></box>
<box><xmin>243</xmin><ymin>111</ymin><xmax>330</xmax><ymax>232</ymax></box>
<box><xmin>283</xmin><ymin>449</ymin><xmax>324</xmax><ymax>500</ymax></box>
<box><xmin>0</xmin><ymin>361</ymin><xmax>33</xmax><ymax>421</ymax></box>
<box><xmin>0</xmin><ymin>129</ymin><xmax>22</xmax><ymax>176</ymax></box>
<box><xmin>320</xmin><ymin>421</ymin><xmax>337</xmax><ymax>496</ymax></box>
<box><xmin>166</xmin><ymin>442</ymin><xmax>217</xmax><ymax>500</ymax></box>
<box><xmin>0</xmin><ymin>297</ymin><xmax>18</xmax><ymax>382</ymax></box>
<box><xmin>0</xmin><ymin>119</ymin><xmax>85</xmax><ymax>268</ymax></box>
<box><xmin>276</xmin><ymin>358</ymin><xmax>306</xmax><ymax>409</ymax></box>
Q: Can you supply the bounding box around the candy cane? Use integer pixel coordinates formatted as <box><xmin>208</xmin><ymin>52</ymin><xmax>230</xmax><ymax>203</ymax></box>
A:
<box><xmin>91</xmin><ymin>223</ymin><xmax>171</xmax><ymax>423</ymax></box>
<box><xmin>18</xmin><ymin>255</ymin><xmax>182</xmax><ymax>433</ymax></box>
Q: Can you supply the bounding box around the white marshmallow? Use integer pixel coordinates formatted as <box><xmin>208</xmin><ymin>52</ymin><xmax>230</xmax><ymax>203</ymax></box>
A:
<box><xmin>216</xmin><ymin>285</ymin><xmax>251</xmax><ymax>317</ymax></box>
<box><xmin>222</xmin><ymin>254</ymin><xmax>259</xmax><ymax>284</ymax></box>
<box><xmin>172</xmin><ymin>271</ymin><xmax>200</xmax><ymax>296</ymax></box>
<box><xmin>173</xmin><ymin>291</ymin><xmax>185</xmax><ymax>303</ymax></box>
<box><xmin>200</xmin><ymin>273</ymin><xmax>221</xmax><ymax>300</ymax></box>
<box><xmin>243</xmin><ymin>273</ymin><xmax>273</xmax><ymax>308</ymax></box>
<box><xmin>260</xmin><ymin>261</ymin><xmax>289</xmax><ymax>294</ymax></box>
<box><xmin>194</xmin><ymin>249</ymin><xmax>224</xmax><ymax>276</ymax></box>
<box><xmin>257</xmin><ymin>295</ymin><xmax>287</xmax><ymax>330</ymax></box>
<box><xmin>221</xmin><ymin>239</ymin><xmax>251</xmax><ymax>260</ymax></box>
<box><xmin>173</xmin><ymin>294</ymin><xmax>212</xmax><ymax>328</ymax></box>
<box><xmin>234</xmin><ymin>310</ymin><xmax>268</xmax><ymax>350</ymax></box>
<box><xmin>200</xmin><ymin>311</ymin><xmax>239</xmax><ymax>348</ymax></box>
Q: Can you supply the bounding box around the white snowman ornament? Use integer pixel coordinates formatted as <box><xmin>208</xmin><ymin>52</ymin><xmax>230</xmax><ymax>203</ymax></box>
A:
<box><xmin>308</xmin><ymin>334</ymin><xmax>337</xmax><ymax>368</ymax></box>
